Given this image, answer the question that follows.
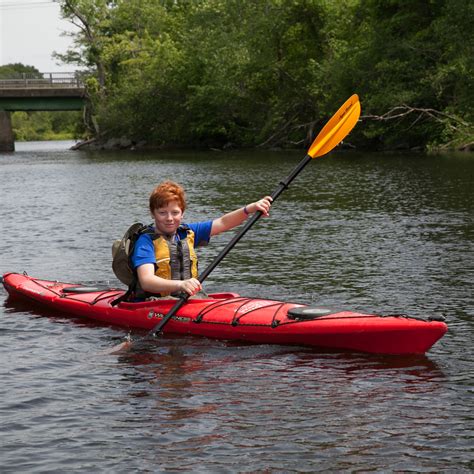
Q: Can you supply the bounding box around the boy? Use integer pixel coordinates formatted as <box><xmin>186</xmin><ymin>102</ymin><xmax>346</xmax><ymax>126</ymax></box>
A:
<box><xmin>131</xmin><ymin>181</ymin><xmax>272</xmax><ymax>298</ymax></box>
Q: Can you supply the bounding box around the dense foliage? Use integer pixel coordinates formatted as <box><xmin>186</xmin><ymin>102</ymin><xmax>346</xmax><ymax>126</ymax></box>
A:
<box><xmin>0</xmin><ymin>63</ymin><xmax>43</xmax><ymax>79</ymax></box>
<box><xmin>56</xmin><ymin>0</ymin><xmax>473</xmax><ymax>150</ymax></box>
<box><xmin>0</xmin><ymin>64</ymin><xmax>82</xmax><ymax>141</ymax></box>
<box><xmin>12</xmin><ymin>110</ymin><xmax>82</xmax><ymax>141</ymax></box>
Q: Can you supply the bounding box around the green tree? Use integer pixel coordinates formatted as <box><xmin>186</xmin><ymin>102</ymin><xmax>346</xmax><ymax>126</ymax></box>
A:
<box><xmin>57</xmin><ymin>0</ymin><xmax>341</xmax><ymax>148</ymax></box>
<box><xmin>335</xmin><ymin>0</ymin><xmax>474</xmax><ymax>150</ymax></box>
<box><xmin>54</xmin><ymin>0</ymin><xmax>473</xmax><ymax>150</ymax></box>
<box><xmin>0</xmin><ymin>63</ymin><xmax>42</xmax><ymax>79</ymax></box>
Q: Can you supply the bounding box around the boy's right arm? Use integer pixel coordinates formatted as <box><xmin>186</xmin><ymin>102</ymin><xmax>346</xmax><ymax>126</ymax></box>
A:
<box><xmin>137</xmin><ymin>264</ymin><xmax>201</xmax><ymax>296</ymax></box>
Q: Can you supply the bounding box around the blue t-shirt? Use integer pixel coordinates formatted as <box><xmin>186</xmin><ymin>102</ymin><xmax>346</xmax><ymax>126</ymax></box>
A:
<box><xmin>131</xmin><ymin>221</ymin><xmax>213</xmax><ymax>270</ymax></box>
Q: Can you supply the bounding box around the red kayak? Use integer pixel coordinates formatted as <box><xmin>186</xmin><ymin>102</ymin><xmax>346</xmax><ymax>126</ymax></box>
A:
<box><xmin>2</xmin><ymin>272</ymin><xmax>447</xmax><ymax>355</ymax></box>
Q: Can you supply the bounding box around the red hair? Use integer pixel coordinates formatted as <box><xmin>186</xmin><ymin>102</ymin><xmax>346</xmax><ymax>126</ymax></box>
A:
<box><xmin>149</xmin><ymin>181</ymin><xmax>186</xmax><ymax>212</ymax></box>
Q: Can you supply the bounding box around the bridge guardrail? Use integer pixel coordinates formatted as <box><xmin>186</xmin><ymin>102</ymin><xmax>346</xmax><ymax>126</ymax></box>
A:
<box><xmin>0</xmin><ymin>72</ymin><xmax>84</xmax><ymax>89</ymax></box>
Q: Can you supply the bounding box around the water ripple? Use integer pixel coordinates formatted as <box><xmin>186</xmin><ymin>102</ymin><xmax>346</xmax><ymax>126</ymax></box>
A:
<box><xmin>1</xmin><ymin>146</ymin><xmax>473</xmax><ymax>472</ymax></box>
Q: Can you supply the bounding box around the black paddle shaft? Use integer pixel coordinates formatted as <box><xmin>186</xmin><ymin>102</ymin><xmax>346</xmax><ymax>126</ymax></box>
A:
<box><xmin>149</xmin><ymin>153</ymin><xmax>313</xmax><ymax>338</ymax></box>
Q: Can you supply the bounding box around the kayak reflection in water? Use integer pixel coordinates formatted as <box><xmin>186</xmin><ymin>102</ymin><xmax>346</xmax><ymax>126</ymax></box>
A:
<box><xmin>131</xmin><ymin>181</ymin><xmax>272</xmax><ymax>299</ymax></box>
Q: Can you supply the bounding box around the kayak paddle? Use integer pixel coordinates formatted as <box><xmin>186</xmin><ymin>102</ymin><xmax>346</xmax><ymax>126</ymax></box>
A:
<box><xmin>107</xmin><ymin>94</ymin><xmax>361</xmax><ymax>353</ymax></box>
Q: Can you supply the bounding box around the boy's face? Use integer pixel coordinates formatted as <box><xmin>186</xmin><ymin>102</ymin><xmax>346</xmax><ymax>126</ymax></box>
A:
<box><xmin>151</xmin><ymin>200</ymin><xmax>184</xmax><ymax>236</ymax></box>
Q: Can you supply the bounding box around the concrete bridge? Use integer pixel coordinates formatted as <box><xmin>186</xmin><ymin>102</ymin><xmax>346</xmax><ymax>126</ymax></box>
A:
<box><xmin>0</xmin><ymin>72</ymin><xmax>86</xmax><ymax>151</ymax></box>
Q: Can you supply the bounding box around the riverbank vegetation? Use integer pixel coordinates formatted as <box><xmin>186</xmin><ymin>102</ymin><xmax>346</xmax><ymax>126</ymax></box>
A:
<box><xmin>18</xmin><ymin>1</ymin><xmax>474</xmax><ymax>151</ymax></box>
<box><xmin>12</xmin><ymin>110</ymin><xmax>82</xmax><ymax>141</ymax></box>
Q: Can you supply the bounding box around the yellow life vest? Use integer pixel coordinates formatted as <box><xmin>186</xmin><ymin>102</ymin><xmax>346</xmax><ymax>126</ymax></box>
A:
<box><xmin>151</xmin><ymin>225</ymin><xmax>198</xmax><ymax>296</ymax></box>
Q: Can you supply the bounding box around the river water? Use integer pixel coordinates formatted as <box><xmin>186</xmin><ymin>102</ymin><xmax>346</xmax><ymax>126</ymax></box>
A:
<box><xmin>1</xmin><ymin>140</ymin><xmax>473</xmax><ymax>472</ymax></box>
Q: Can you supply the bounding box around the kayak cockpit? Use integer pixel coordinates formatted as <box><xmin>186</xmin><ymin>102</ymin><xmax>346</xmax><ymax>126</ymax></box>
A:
<box><xmin>116</xmin><ymin>292</ymin><xmax>241</xmax><ymax>310</ymax></box>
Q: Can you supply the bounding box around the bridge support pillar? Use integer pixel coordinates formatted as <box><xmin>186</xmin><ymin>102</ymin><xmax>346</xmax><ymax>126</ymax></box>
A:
<box><xmin>0</xmin><ymin>110</ymin><xmax>14</xmax><ymax>152</ymax></box>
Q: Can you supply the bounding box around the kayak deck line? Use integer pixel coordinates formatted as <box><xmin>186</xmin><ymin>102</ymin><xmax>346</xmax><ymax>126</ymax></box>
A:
<box><xmin>20</xmin><ymin>274</ymin><xmax>124</xmax><ymax>305</ymax></box>
<box><xmin>2</xmin><ymin>272</ymin><xmax>448</xmax><ymax>355</ymax></box>
<box><xmin>18</xmin><ymin>272</ymin><xmax>444</xmax><ymax>325</ymax></box>
<box><xmin>25</xmin><ymin>275</ymin><xmax>441</xmax><ymax>327</ymax></box>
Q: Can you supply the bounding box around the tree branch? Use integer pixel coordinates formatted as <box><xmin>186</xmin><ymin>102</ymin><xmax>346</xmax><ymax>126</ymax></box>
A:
<box><xmin>362</xmin><ymin>104</ymin><xmax>469</xmax><ymax>132</ymax></box>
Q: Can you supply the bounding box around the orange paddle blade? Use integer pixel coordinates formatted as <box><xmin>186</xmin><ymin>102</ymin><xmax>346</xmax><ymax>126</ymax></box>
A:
<box><xmin>308</xmin><ymin>94</ymin><xmax>361</xmax><ymax>159</ymax></box>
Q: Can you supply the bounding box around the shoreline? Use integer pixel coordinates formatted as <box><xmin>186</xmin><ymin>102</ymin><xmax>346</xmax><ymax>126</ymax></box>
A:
<box><xmin>70</xmin><ymin>136</ymin><xmax>474</xmax><ymax>154</ymax></box>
